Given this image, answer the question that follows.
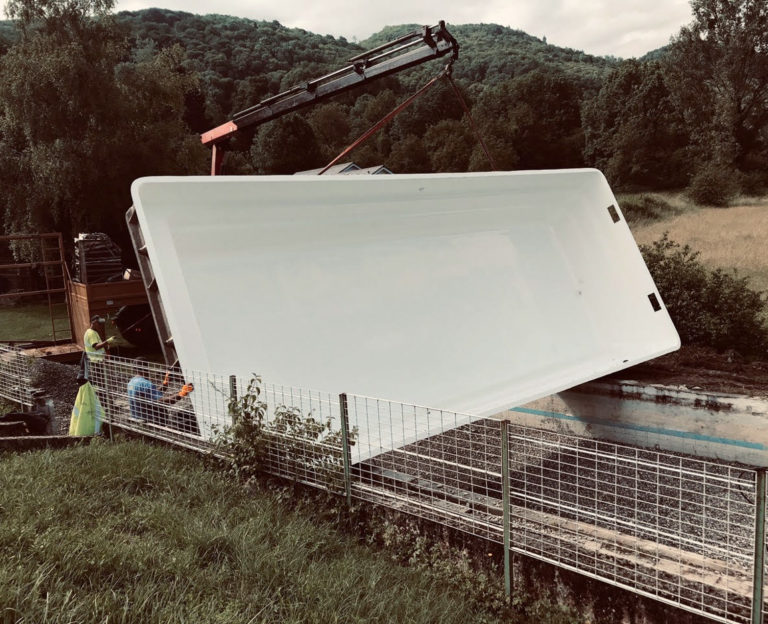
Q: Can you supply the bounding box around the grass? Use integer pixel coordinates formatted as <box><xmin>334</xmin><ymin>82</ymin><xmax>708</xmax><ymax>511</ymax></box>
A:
<box><xmin>0</xmin><ymin>301</ymin><xmax>72</xmax><ymax>342</ymax></box>
<box><xmin>630</xmin><ymin>195</ymin><xmax>768</xmax><ymax>295</ymax></box>
<box><xmin>0</xmin><ymin>441</ymin><xmax>516</xmax><ymax>624</ymax></box>
<box><xmin>0</xmin><ymin>302</ymin><xmax>149</xmax><ymax>357</ymax></box>
<box><xmin>615</xmin><ymin>192</ymin><xmax>689</xmax><ymax>226</ymax></box>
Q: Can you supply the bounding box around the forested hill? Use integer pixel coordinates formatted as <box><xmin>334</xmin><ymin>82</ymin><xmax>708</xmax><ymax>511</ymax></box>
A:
<box><xmin>113</xmin><ymin>9</ymin><xmax>617</xmax><ymax>118</ymax></box>
<box><xmin>0</xmin><ymin>9</ymin><xmax>619</xmax><ymax>135</ymax></box>
<box><xmin>115</xmin><ymin>9</ymin><xmax>361</xmax><ymax>122</ymax></box>
<box><xmin>362</xmin><ymin>23</ymin><xmax>616</xmax><ymax>90</ymax></box>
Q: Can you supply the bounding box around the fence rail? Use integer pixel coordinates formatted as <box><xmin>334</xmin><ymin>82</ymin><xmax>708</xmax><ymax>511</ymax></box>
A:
<box><xmin>2</xmin><ymin>348</ymin><xmax>766</xmax><ymax>623</ymax></box>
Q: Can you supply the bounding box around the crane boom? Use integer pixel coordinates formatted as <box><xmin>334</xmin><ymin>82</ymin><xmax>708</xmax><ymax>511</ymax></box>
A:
<box><xmin>200</xmin><ymin>20</ymin><xmax>458</xmax><ymax>173</ymax></box>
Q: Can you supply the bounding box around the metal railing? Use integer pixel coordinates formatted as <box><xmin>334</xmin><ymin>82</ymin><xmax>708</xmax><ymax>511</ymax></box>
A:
<box><xmin>2</xmin><ymin>349</ymin><xmax>766</xmax><ymax>623</ymax></box>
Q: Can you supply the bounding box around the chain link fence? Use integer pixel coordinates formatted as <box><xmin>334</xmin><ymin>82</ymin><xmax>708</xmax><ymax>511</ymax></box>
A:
<box><xmin>2</xmin><ymin>348</ymin><xmax>766</xmax><ymax>623</ymax></box>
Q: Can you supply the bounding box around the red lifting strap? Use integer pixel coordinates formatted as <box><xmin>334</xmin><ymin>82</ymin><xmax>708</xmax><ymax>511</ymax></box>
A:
<box><xmin>446</xmin><ymin>73</ymin><xmax>497</xmax><ymax>171</ymax></box>
<box><xmin>319</xmin><ymin>63</ymin><xmax>497</xmax><ymax>175</ymax></box>
<box><xmin>318</xmin><ymin>67</ymin><xmax>448</xmax><ymax>175</ymax></box>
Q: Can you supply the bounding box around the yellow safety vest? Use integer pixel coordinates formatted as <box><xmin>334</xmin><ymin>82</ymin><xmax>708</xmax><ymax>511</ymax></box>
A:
<box><xmin>84</xmin><ymin>328</ymin><xmax>105</xmax><ymax>363</ymax></box>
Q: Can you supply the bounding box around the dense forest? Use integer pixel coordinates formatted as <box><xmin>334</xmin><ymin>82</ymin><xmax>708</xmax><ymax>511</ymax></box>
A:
<box><xmin>1</xmin><ymin>0</ymin><xmax>767</xmax><ymax>250</ymax></box>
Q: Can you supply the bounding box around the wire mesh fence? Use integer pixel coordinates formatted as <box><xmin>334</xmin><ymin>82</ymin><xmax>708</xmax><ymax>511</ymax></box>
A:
<box><xmin>502</xmin><ymin>424</ymin><xmax>758</xmax><ymax>624</ymax></box>
<box><xmin>258</xmin><ymin>383</ymin><xmax>346</xmax><ymax>491</ymax></box>
<box><xmin>0</xmin><ymin>343</ymin><xmax>34</xmax><ymax>407</ymax></box>
<box><xmin>91</xmin><ymin>355</ymin><xmax>229</xmax><ymax>451</ymax></box>
<box><xmin>346</xmin><ymin>394</ymin><xmax>504</xmax><ymax>544</ymax></box>
<box><xmin>2</xmin><ymin>347</ymin><xmax>766</xmax><ymax>623</ymax></box>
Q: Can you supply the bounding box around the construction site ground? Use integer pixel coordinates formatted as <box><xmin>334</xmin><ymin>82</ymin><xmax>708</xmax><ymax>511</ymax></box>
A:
<box><xmin>5</xmin><ymin>344</ymin><xmax>768</xmax><ymax>436</ymax></box>
<box><xmin>604</xmin><ymin>345</ymin><xmax>768</xmax><ymax>399</ymax></box>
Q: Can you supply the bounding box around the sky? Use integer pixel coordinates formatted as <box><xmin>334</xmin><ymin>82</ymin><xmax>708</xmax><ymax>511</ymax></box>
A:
<box><xmin>113</xmin><ymin>0</ymin><xmax>694</xmax><ymax>58</ymax></box>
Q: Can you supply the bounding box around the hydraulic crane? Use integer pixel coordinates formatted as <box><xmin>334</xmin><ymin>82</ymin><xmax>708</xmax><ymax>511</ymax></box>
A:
<box><xmin>200</xmin><ymin>20</ymin><xmax>459</xmax><ymax>174</ymax></box>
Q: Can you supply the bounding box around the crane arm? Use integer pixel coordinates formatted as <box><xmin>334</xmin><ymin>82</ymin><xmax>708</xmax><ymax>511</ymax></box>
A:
<box><xmin>200</xmin><ymin>21</ymin><xmax>458</xmax><ymax>151</ymax></box>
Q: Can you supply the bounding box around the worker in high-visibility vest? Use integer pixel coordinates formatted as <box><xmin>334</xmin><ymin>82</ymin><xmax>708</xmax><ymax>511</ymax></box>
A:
<box><xmin>83</xmin><ymin>315</ymin><xmax>114</xmax><ymax>399</ymax></box>
<box><xmin>83</xmin><ymin>315</ymin><xmax>113</xmax><ymax>363</ymax></box>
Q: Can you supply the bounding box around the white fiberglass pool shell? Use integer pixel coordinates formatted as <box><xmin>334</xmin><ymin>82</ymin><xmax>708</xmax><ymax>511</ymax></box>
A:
<box><xmin>131</xmin><ymin>171</ymin><xmax>679</xmax><ymax>455</ymax></box>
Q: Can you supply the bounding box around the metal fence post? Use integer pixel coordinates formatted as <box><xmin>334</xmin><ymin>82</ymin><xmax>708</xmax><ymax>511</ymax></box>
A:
<box><xmin>338</xmin><ymin>393</ymin><xmax>353</xmax><ymax>507</ymax></box>
<box><xmin>501</xmin><ymin>419</ymin><xmax>511</xmax><ymax>600</ymax></box>
<box><xmin>103</xmin><ymin>360</ymin><xmax>113</xmax><ymax>442</ymax></box>
<box><xmin>228</xmin><ymin>375</ymin><xmax>237</xmax><ymax>412</ymax></box>
<box><xmin>752</xmin><ymin>468</ymin><xmax>766</xmax><ymax>624</ymax></box>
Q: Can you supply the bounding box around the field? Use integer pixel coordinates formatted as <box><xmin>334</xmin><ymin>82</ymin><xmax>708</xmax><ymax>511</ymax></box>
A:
<box><xmin>624</xmin><ymin>193</ymin><xmax>768</xmax><ymax>295</ymax></box>
<box><xmin>0</xmin><ymin>301</ymin><xmax>71</xmax><ymax>342</ymax></box>
<box><xmin>0</xmin><ymin>440</ymin><xmax>525</xmax><ymax>624</ymax></box>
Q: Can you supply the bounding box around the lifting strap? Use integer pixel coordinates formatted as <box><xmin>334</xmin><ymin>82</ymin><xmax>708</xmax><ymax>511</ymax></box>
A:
<box><xmin>446</xmin><ymin>73</ymin><xmax>497</xmax><ymax>171</ymax></box>
<box><xmin>319</xmin><ymin>63</ymin><xmax>497</xmax><ymax>174</ymax></box>
<box><xmin>318</xmin><ymin>66</ymin><xmax>448</xmax><ymax>175</ymax></box>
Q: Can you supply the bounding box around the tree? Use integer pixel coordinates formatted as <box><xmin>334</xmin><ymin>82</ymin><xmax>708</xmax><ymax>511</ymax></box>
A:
<box><xmin>5</xmin><ymin>0</ymin><xmax>115</xmax><ymax>37</ymax></box>
<box><xmin>641</xmin><ymin>234</ymin><xmax>768</xmax><ymax>356</ymax></box>
<box><xmin>250</xmin><ymin>114</ymin><xmax>322</xmax><ymax>174</ymax></box>
<box><xmin>0</xmin><ymin>0</ymin><xmax>206</xmax><ymax>252</ymax></box>
<box><xmin>387</xmin><ymin>134</ymin><xmax>430</xmax><ymax>173</ymax></box>
<box><xmin>472</xmin><ymin>69</ymin><xmax>586</xmax><ymax>171</ymax></box>
<box><xmin>582</xmin><ymin>60</ymin><xmax>690</xmax><ymax>189</ymax></box>
<box><xmin>308</xmin><ymin>102</ymin><xmax>351</xmax><ymax>162</ymax></box>
<box><xmin>666</xmin><ymin>0</ymin><xmax>768</xmax><ymax>175</ymax></box>
<box><xmin>423</xmin><ymin>119</ymin><xmax>474</xmax><ymax>172</ymax></box>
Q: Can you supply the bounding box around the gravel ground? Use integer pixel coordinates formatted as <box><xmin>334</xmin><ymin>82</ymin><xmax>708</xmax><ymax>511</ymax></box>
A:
<box><xmin>364</xmin><ymin>419</ymin><xmax>754</xmax><ymax>558</ymax></box>
<box><xmin>29</xmin><ymin>358</ymin><xmax>81</xmax><ymax>434</ymax></box>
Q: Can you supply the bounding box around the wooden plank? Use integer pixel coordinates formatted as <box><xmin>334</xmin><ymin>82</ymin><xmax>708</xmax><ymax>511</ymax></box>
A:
<box><xmin>68</xmin><ymin>280</ymin><xmax>91</xmax><ymax>347</ymax></box>
<box><xmin>0</xmin><ymin>288</ymin><xmax>65</xmax><ymax>299</ymax></box>
<box><xmin>68</xmin><ymin>279</ymin><xmax>148</xmax><ymax>346</ymax></box>
<box><xmin>21</xmin><ymin>343</ymin><xmax>82</xmax><ymax>363</ymax></box>
<box><xmin>0</xmin><ymin>260</ymin><xmax>64</xmax><ymax>270</ymax></box>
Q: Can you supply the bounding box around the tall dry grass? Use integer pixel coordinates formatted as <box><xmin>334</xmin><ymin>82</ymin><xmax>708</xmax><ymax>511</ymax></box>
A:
<box><xmin>631</xmin><ymin>197</ymin><xmax>768</xmax><ymax>294</ymax></box>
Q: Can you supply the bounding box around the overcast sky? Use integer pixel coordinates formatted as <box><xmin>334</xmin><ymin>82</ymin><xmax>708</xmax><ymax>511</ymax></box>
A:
<box><xmin>112</xmin><ymin>0</ymin><xmax>694</xmax><ymax>58</ymax></box>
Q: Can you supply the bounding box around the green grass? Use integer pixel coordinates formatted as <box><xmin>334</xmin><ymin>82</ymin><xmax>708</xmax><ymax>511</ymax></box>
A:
<box><xmin>0</xmin><ymin>302</ymin><xmax>71</xmax><ymax>342</ymax></box>
<box><xmin>0</xmin><ymin>441</ymin><xmax>514</xmax><ymax>624</ymax></box>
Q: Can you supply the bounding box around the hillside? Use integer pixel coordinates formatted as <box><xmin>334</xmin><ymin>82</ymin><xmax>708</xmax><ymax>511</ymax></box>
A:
<box><xmin>113</xmin><ymin>10</ymin><xmax>618</xmax><ymax>119</ymax></box>
<box><xmin>362</xmin><ymin>23</ymin><xmax>616</xmax><ymax>92</ymax></box>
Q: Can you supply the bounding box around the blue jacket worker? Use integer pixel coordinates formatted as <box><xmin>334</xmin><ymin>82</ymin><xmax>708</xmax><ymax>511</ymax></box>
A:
<box><xmin>127</xmin><ymin>359</ymin><xmax>194</xmax><ymax>425</ymax></box>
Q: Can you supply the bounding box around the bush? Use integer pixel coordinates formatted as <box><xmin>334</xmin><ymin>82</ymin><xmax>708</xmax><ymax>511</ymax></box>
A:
<box><xmin>215</xmin><ymin>375</ymin><xmax>356</xmax><ymax>492</ymax></box>
<box><xmin>740</xmin><ymin>170</ymin><xmax>768</xmax><ymax>195</ymax></box>
<box><xmin>617</xmin><ymin>193</ymin><xmax>677</xmax><ymax>224</ymax></box>
<box><xmin>687</xmin><ymin>162</ymin><xmax>740</xmax><ymax>206</ymax></box>
<box><xmin>640</xmin><ymin>234</ymin><xmax>768</xmax><ymax>356</ymax></box>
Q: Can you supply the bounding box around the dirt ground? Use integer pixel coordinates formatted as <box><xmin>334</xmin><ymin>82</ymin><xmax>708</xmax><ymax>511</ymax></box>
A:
<box><xmin>603</xmin><ymin>345</ymin><xmax>768</xmax><ymax>398</ymax></box>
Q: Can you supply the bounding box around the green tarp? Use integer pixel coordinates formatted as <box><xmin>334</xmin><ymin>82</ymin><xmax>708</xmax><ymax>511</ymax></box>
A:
<box><xmin>69</xmin><ymin>382</ymin><xmax>103</xmax><ymax>436</ymax></box>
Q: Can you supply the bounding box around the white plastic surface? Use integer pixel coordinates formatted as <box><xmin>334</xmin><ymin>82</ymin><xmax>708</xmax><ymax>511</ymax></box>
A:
<box><xmin>131</xmin><ymin>171</ymin><xmax>679</xmax><ymax>447</ymax></box>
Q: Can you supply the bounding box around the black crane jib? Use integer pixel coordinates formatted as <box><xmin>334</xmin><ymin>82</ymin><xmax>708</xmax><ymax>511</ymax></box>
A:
<box><xmin>200</xmin><ymin>21</ymin><xmax>459</xmax><ymax>153</ymax></box>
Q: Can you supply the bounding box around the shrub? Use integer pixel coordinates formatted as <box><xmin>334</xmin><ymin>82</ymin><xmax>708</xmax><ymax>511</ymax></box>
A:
<box><xmin>640</xmin><ymin>234</ymin><xmax>768</xmax><ymax>357</ymax></box>
<box><xmin>618</xmin><ymin>193</ymin><xmax>677</xmax><ymax>224</ymax></box>
<box><xmin>740</xmin><ymin>170</ymin><xmax>768</xmax><ymax>195</ymax></box>
<box><xmin>215</xmin><ymin>375</ymin><xmax>356</xmax><ymax>492</ymax></box>
<box><xmin>687</xmin><ymin>162</ymin><xmax>740</xmax><ymax>206</ymax></box>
